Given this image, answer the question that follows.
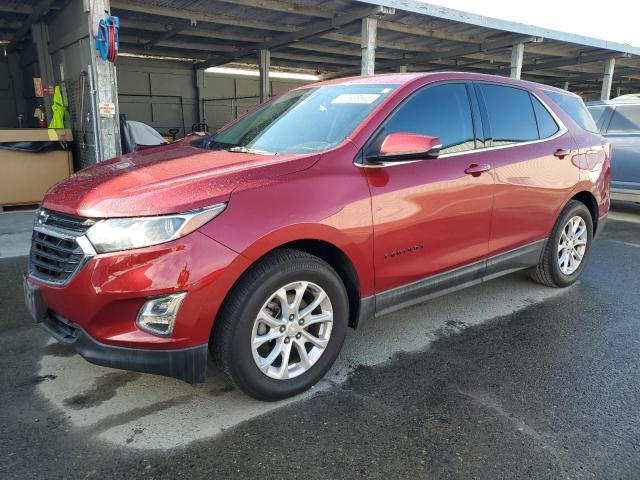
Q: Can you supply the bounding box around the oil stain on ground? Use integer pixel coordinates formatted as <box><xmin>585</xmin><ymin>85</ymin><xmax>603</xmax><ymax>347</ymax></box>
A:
<box><xmin>42</xmin><ymin>342</ymin><xmax>77</xmax><ymax>358</ymax></box>
<box><xmin>63</xmin><ymin>371</ymin><xmax>142</xmax><ymax>409</ymax></box>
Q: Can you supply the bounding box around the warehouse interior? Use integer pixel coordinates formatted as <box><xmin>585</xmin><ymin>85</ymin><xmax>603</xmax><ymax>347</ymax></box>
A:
<box><xmin>1</xmin><ymin>0</ymin><xmax>640</xmax><ymax>176</ymax></box>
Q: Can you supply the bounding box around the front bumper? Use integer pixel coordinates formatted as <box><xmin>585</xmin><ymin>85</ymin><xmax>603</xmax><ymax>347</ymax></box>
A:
<box><xmin>25</xmin><ymin>228</ymin><xmax>251</xmax><ymax>383</ymax></box>
<box><xmin>39</xmin><ymin>311</ymin><xmax>208</xmax><ymax>383</ymax></box>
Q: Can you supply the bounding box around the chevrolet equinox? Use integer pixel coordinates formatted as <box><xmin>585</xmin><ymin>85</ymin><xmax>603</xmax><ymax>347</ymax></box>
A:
<box><xmin>24</xmin><ymin>73</ymin><xmax>610</xmax><ymax>400</ymax></box>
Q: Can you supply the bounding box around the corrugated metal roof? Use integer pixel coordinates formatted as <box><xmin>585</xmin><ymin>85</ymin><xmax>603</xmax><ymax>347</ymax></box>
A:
<box><xmin>2</xmin><ymin>0</ymin><xmax>639</xmax><ymax>96</ymax></box>
<box><xmin>363</xmin><ymin>0</ymin><xmax>640</xmax><ymax>56</ymax></box>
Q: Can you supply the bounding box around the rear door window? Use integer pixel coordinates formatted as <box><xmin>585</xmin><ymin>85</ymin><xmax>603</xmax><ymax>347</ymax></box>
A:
<box><xmin>545</xmin><ymin>91</ymin><xmax>598</xmax><ymax>133</ymax></box>
<box><xmin>477</xmin><ymin>84</ymin><xmax>539</xmax><ymax>145</ymax></box>
<box><xmin>606</xmin><ymin>105</ymin><xmax>640</xmax><ymax>133</ymax></box>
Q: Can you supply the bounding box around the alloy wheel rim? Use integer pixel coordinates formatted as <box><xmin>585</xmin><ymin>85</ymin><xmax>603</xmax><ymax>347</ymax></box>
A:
<box><xmin>251</xmin><ymin>281</ymin><xmax>333</xmax><ymax>380</ymax></box>
<box><xmin>558</xmin><ymin>215</ymin><xmax>588</xmax><ymax>275</ymax></box>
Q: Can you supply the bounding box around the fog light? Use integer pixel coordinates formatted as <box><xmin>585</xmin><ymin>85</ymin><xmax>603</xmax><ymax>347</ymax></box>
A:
<box><xmin>136</xmin><ymin>292</ymin><xmax>187</xmax><ymax>336</ymax></box>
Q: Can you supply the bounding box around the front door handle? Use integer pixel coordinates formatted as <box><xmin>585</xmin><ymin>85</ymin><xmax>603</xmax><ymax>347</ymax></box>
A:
<box><xmin>464</xmin><ymin>163</ymin><xmax>491</xmax><ymax>176</ymax></box>
<box><xmin>553</xmin><ymin>148</ymin><xmax>572</xmax><ymax>159</ymax></box>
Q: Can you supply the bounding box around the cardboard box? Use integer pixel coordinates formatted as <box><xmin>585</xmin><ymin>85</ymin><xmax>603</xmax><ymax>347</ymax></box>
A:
<box><xmin>0</xmin><ymin>129</ymin><xmax>74</xmax><ymax>206</ymax></box>
<box><xmin>0</xmin><ymin>128</ymin><xmax>73</xmax><ymax>143</ymax></box>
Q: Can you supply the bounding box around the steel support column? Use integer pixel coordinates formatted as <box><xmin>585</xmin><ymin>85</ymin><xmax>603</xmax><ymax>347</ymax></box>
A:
<box><xmin>361</xmin><ymin>16</ymin><xmax>377</xmax><ymax>76</ymax></box>
<box><xmin>601</xmin><ymin>57</ymin><xmax>615</xmax><ymax>100</ymax></box>
<box><xmin>195</xmin><ymin>67</ymin><xmax>205</xmax><ymax>124</ymax></box>
<box><xmin>259</xmin><ymin>48</ymin><xmax>271</xmax><ymax>103</ymax></box>
<box><xmin>510</xmin><ymin>42</ymin><xmax>524</xmax><ymax>79</ymax></box>
<box><xmin>89</xmin><ymin>0</ymin><xmax>121</xmax><ymax>160</ymax></box>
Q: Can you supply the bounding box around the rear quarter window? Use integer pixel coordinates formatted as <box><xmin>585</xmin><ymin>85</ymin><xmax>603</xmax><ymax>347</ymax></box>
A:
<box><xmin>531</xmin><ymin>95</ymin><xmax>559</xmax><ymax>139</ymax></box>
<box><xmin>545</xmin><ymin>91</ymin><xmax>598</xmax><ymax>133</ymax></box>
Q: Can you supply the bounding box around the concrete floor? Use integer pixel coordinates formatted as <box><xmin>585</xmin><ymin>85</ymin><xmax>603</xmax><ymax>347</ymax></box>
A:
<box><xmin>0</xmin><ymin>209</ymin><xmax>35</xmax><ymax>259</ymax></box>
<box><xmin>1</xmin><ymin>203</ymin><xmax>639</xmax><ymax>479</ymax></box>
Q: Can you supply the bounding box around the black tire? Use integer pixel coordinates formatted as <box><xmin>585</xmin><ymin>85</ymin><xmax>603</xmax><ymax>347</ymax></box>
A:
<box><xmin>530</xmin><ymin>200</ymin><xmax>594</xmax><ymax>288</ymax></box>
<box><xmin>211</xmin><ymin>248</ymin><xmax>349</xmax><ymax>401</ymax></box>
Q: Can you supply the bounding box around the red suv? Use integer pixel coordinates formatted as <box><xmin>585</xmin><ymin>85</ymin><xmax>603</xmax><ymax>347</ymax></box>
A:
<box><xmin>24</xmin><ymin>73</ymin><xmax>610</xmax><ymax>400</ymax></box>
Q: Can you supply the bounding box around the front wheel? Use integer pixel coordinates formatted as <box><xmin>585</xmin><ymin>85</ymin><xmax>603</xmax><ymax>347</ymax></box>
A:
<box><xmin>211</xmin><ymin>249</ymin><xmax>348</xmax><ymax>400</ymax></box>
<box><xmin>530</xmin><ymin>200</ymin><xmax>594</xmax><ymax>288</ymax></box>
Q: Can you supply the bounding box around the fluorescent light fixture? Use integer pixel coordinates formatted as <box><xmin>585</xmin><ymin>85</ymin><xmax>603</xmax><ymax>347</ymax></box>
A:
<box><xmin>118</xmin><ymin>54</ymin><xmax>319</xmax><ymax>80</ymax></box>
<box><xmin>205</xmin><ymin>66</ymin><xmax>319</xmax><ymax>81</ymax></box>
<box><xmin>119</xmin><ymin>52</ymin><xmax>197</xmax><ymax>62</ymax></box>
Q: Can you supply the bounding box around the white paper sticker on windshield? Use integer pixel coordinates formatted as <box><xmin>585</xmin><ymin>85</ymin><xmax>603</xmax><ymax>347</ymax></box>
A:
<box><xmin>331</xmin><ymin>93</ymin><xmax>381</xmax><ymax>104</ymax></box>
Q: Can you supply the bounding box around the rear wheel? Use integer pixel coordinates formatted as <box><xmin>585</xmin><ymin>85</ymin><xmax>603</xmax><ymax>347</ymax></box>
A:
<box><xmin>530</xmin><ymin>200</ymin><xmax>593</xmax><ymax>288</ymax></box>
<box><xmin>212</xmin><ymin>249</ymin><xmax>348</xmax><ymax>400</ymax></box>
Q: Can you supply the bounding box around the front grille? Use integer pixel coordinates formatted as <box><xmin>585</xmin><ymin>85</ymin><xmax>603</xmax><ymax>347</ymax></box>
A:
<box><xmin>40</xmin><ymin>210</ymin><xmax>95</xmax><ymax>234</ymax></box>
<box><xmin>29</xmin><ymin>209</ymin><xmax>96</xmax><ymax>284</ymax></box>
<box><xmin>43</xmin><ymin>311</ymin><xmax>80</xmax><ymax>343</ymax></box>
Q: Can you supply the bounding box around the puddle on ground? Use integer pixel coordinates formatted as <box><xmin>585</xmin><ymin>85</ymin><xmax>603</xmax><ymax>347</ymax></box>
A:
<box><xmin>37</xmin><ymin>271</ymin><xmax>565</xmax><ymax>450</ymax></box>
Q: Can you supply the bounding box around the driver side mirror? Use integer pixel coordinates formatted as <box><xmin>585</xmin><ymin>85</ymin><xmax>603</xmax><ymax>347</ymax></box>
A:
<box><xmin>367</xmin><ymin>133</ymin><xmax>442</xmax><ymax>163</ymax></box>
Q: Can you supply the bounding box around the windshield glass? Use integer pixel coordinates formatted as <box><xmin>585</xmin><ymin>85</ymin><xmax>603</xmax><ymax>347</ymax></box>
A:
<box><xmin>201</xmin><ymin>84</ymin><xmax>398</xmax><ymax>154</ymax></box>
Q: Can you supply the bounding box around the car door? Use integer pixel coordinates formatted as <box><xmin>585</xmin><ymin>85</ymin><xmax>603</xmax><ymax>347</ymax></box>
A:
<box><xmin>602</xmin><ymin>104</ymin><xmax>640</xmax><ymax>190</ymax></box>
<box><xmin>474</xmin><ymin>83</ymin><xmax>579</xmax><ymax>256</ymax></box>
<box><xmin>362</xmin><ymin>82</ymin><xmax>494</xmax><ymax>305</ymax></box>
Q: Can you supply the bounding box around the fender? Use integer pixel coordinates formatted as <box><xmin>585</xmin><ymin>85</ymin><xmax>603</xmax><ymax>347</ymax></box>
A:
<box><xmin>195</xmin><ymin>223</ymin><xmax>374</xmax><ymax>337</ymax></box>
<box><xmin>549</xmin><ymin>144</ymin><xmax>611</xmax><ymax>236</ymax></box>
<box><xmin>550</xmin><ymin>182</ymin><xmax>608</xmax><ymax>238</ymax></box>
<box><xmin>205</xmin><ymin>222</ymin><xmax>374</xmax><ymax>297</ymax></box>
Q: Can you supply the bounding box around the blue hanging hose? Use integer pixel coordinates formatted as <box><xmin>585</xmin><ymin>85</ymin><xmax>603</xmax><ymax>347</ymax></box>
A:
<box><xmin>95</xmin><ymin>15</ymin><xmax>119</xmax><ymax>62</ymax></box>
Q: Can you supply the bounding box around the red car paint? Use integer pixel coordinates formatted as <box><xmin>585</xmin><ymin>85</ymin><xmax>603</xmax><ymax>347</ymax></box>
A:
<box><xmin>30</xmin><ymin>72</ymin><xmax>610</xmax><ymax>377</ymax></box>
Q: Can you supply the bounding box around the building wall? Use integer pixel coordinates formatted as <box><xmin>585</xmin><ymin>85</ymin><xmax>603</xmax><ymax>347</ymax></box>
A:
<box><xmin>201</xmin><ymin>72</ymin><xmax>307</xmax><ymax>130</ymax></box>
<box><xmin>0</xmin><ymin>58</ymin><xmax>19</xmax><ymax>128</ymax></box>
<box><xmin>116</xmin><ymin>57</ymin><xmax>310</xmax><ymax>137</ymax></box>
<box><xmin>1</xmin><ymin>45</ymin><xmax>38</xmax><ymax>129</ymax></box>
<box><xmin>117</xmin><ymin>57</ymin><xmax>198</xmax><ymax>139</ymax></box>
<box><xmin>44</xmin><ymin>0</ymin><xmax>100</xmax><ymax>169</ymax></box>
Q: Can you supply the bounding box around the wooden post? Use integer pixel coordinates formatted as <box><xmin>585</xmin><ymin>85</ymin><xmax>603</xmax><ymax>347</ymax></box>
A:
<box><xmin>399</xmin><ymin>65</ymin><xmax>408</xmax><ymax>73</ymax></box>
<box><xmin>361</xmin><ymin>17</ymin><xmax>377</xmax><ymax>76</ymax></box>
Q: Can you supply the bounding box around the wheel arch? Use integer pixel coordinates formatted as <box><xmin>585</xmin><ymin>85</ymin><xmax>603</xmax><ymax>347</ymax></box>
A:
<box><xmin>210</xmin><ymin>234</ymin><xmax>371</xmax><ymax>345</ymax></box>
<box><xmin>570</xmin><ymin>190</ymin><xmax>599</xmax><ymax>233</ymax></box>
<box><xmin>277</xmin><ymin>239</ymin><xmax>363</xmax><ymax>329</ymax></box>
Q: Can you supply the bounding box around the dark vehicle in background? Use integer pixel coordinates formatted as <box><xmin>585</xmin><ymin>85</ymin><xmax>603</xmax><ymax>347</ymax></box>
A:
<box><xmin>587</xmin><ymin>98</ymin><xmax>640</xmax><ymax>202</ymax></box>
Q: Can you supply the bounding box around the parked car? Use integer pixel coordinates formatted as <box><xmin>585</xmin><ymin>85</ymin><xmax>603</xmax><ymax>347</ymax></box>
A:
<box><xmin>24</xmin><ymin>72</ymin><xmax>610</xmax><ymax>400</ymax></box>
<box><xmin>587</xmin><ymin>98</ymin><xmax>640</xmax><ymax>202</ymax></box>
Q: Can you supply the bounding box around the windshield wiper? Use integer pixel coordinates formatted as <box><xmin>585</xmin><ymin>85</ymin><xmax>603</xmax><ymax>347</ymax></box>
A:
<box><xmin>227</xmin><ymin>146</ymin><xmax>274</xmax><ymax>155</ymax></box>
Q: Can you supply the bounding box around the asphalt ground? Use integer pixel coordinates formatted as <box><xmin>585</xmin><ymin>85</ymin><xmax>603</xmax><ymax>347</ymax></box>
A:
<box><xmin>1</xmin><ymin>203</ymin><xmax>639</xmax><ymax>479</ymax></box>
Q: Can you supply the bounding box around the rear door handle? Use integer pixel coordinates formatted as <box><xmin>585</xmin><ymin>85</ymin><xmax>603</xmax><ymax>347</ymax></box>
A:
<box><xmin>553</xmin><ymin>148</ymin><xmax>572</xmax><ymax>159</ymax></box>
<box><xmin>464</xmin><ymin>163</ymin><xmax>491</xmax><ymax>176</ymax></box>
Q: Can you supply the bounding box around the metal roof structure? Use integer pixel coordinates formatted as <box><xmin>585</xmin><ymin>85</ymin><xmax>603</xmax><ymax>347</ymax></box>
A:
<box><xmin>2</xmin><ymin>0</ymin><xmax>640</xmax><ymax>97</ymax></box>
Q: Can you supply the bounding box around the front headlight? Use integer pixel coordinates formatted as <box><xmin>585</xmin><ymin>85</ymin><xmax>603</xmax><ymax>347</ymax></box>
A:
<box><xmin>86</xmin><ymin>203</ymin><xmax>226</xmax><ymax>253</ymax></box>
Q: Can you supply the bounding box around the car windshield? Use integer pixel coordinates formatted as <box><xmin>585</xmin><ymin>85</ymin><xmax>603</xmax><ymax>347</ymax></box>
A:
<box><xmin>200</xmin><ymin>84</ymin><xmax>397</xmax><ymax>155</ymax></box>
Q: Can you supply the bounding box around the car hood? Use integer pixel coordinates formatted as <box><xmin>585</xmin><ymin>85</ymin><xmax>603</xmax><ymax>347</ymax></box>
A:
<box><xmin>42</xmin><ymin>141</ymin><xmax>320</xmax><ymax>218</ymax></box>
